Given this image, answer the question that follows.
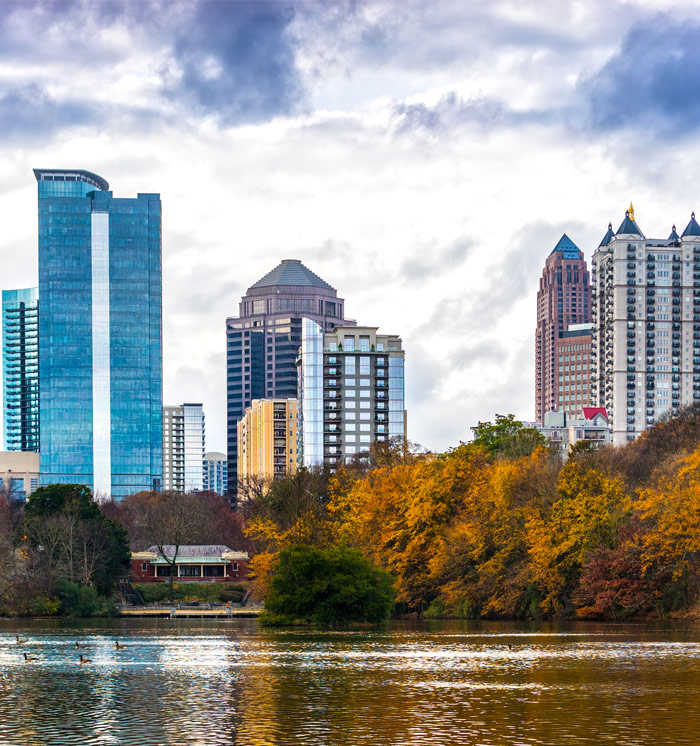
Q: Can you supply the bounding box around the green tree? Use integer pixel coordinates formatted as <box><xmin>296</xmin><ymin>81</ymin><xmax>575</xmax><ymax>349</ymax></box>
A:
<box><xmin>262</xmin><ymin>544</ymin><xmax>395</xmax><ymax>626</ymax></box>
<box><xmin>471</xmin><ymin>414</ymin><xmax>545</xmax><ymax>458</ymax></box>
<box><xmin>21</xmin><ymin>484</ymin><xmax>130</xmax><ymax>594</ymax></box>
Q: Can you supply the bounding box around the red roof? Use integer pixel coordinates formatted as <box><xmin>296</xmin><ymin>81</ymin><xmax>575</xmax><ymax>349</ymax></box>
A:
<box><xmin>583</xmin><ymin>407</ymin><xmax>608</xmax><ymax>421</ymax></box>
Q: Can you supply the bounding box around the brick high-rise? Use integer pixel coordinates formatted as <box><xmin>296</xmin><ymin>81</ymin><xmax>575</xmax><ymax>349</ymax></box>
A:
<box><xmin>535</xmin><ymin>234</ymin><xmax>591</xmax><ymax>423</ymax></box>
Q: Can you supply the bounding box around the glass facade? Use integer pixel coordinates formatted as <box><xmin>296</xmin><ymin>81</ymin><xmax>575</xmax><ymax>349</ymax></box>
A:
<box><xmin>2</xmin><ymin>288</ymin><xmax>39</xmax><ymax>451</ymax></box>
<box><xmin>203</xmin><ymin>451</ymin><xmax>228</xmax><ymax>495</ymax></box>
<box><xmin>298</xmin><ymin>320</ymin><xmax>324</xmax><ymax>466</ymax></box>
<box><xmin>36</xmin><ymin>169</ymin><xmax>162</xmax><ymax>498</ymax></box>
<box><xmin>183</xmin><ymin>403</ymin><xmax>205</xmax><ymax>492</ymax></box>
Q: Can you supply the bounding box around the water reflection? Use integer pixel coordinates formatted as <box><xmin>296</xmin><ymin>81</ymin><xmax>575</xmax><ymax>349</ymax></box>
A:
<box><xmin>0</xmin><ymin>620</ymin><xmax>699</xmax><ymax>745</ymax></box>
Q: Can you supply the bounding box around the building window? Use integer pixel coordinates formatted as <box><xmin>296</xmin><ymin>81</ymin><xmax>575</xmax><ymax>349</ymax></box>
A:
<box><xmin>203</xmin><ymin>565</ymin><xmax>224</xmax><ymax>577</ymax></box>
<box><xmin>344</xmin><ymin>336</ymin><xmax>355</xmax><ymax>352</ymax></box>
<box><xmin>141</xmin><ymin>562</ymin><xmax>147</xmax><ymax>572</ymax></box>
<box><xmin>179</xmin><ymin>565</ymin><xmax>201</xmax><ymax>577</ymax></box>
<box><xmin>232</xmin><ymin>562</ymin><xmax>239</xmax><ymax>572</ymax></box>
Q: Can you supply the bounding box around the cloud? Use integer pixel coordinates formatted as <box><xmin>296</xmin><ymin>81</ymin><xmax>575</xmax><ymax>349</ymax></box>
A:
<box><xmin>581</xmin><ymin>16</ymin><xmax>700</xmax><ymax>136</ymax></box>
<box><xmin>392</xmin><ymin>92</ymin><xmax>504</xmax><ymax>136</ymax></box>
<box><xmin>398</xmin><ymin>236</ymin><xmax>475</xmax><ymax>284</ymax></box>
<box><xmin>163</xmin><ymin>0</ymin><xmax>303</xmax><ymax>124</ymax></box>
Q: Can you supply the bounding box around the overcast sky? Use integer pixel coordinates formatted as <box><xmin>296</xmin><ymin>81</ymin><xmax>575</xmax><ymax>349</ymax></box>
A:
<box><xmin>2</xmin><ymin>0</ymin><xmax>700</xmax><ymax>453</ymax></box>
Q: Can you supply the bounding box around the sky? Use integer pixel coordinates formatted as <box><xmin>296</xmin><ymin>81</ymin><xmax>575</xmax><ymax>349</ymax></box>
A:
<box><xmin>2</xmin><ymin>0</ymin><xmax>700</xmax><ymax>453</ymax></box>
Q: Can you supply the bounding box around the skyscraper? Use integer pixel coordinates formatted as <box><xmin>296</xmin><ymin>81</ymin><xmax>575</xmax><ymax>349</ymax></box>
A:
<box><xmin>535</xmin><ymin>234</ymin><xmax>591</xmax><ymax>423</ymax></box>
<box><xmin>297</xmin><ymin>321</ymin><xmax>405</xmax><ymax>470</ymax></box>
<box><xmin>226</xmin><ymin>259</ymin><xmax>353</xmax><ymax>493</ymax></box>
<box><xmin>36</xmin><ymin>168</ymin><xmax>162</xmax><ymax>498</ymax></box>
<box><xmin>2</xmin><ymin>288</ymin><xmax>39</xmax><ymax>451</ymax></box>
<box><xmin>592</xmin><ymin>206</ymin><xmax>700</xmax><ymax>444</ymax></box>
<box><xmin>162</xmin><ymin>403</ymin><xmax>205</xmax><ymax>492</ymax></box>
<box><xmin>203</xmin><ymin>452</ymin><xmax>228</xmax><ymax>495</ymax></box>
<box><xmin>237</xmin><ymin>398</ymin><xmax>298</xmax><ymax>485</ymax></box>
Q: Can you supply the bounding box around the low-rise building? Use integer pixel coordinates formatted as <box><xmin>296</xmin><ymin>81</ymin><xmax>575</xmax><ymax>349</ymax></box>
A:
<box><xmin>0</xmin><ymin>451</ymin><xmax>40</xmax><ymax>499</ymax></box>
<box><xmin>529</xmin><ymin>409</ymin><xmax>611</xmax><ymax>456</ymax></box>
<box><xmin>130</xmin><ymin>545</ymin><xmax>248</xmax><ymax>583</ymax></box>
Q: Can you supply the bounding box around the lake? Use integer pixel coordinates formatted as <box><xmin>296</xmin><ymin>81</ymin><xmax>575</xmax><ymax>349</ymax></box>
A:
<box><xmin>1</xmin><ymin>618</ymin><xmax>699</xmax><ymax>745</ymax></box>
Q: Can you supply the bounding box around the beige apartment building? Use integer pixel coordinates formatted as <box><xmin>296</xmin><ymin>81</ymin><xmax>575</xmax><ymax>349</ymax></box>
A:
<box><xmin>237</xmin><ymin>398</ymin><xmax>298</xmax><ymax>486</ymax></box>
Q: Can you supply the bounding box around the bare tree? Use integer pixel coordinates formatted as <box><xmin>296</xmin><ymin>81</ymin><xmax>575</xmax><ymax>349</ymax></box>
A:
<box><xmin>129</xmin><ymin>491</ymin><xmax>209</xmax><ymax>602</ymax></box>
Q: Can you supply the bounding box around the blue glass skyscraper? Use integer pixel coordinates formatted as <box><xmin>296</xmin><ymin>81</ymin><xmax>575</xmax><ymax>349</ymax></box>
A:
<box><xmin>2</xmin><ymin>287</ymin><xmax>39</xmax><ymax>451</ymax></box>
<box><xmin>36</xmin><ymin>169</ymin><xmax>162</xmax><ymax>498</ymax></box>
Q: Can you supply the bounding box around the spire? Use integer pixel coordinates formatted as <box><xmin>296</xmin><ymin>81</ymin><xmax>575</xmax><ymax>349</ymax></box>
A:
<box><xmin>681</xmin><ymin>211</ymin><xmax>700</xmax><ymax>238</ymax></box>
<box><xmin>668</xmin><ymin>224</ymin><xmax>680</xmax><ymax>242</ymax></box>
<box><xmin>598</xmin><ymin>222</ymin><xmax>615</xmax><ymax>248</ymax></box>
<box><xmin>616</xmin><ymin>208</ymin><xmax>643</xmax><ymax>237</ymax></box>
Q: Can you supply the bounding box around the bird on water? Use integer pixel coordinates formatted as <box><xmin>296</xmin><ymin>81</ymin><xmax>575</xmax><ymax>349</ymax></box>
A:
<box><xmin>115</xmin><ymin>641</ymin><xmax>127</xmax><ymax>650</ymax></box>
<box><xmin>15</xmin><ymin>635</ymin><xmax>27</xmax><ymax>644</ymax></box>
<box><xmin>23</xmin><ymin>653</ymin><xmax>38</xmax><ymax>662</ymax></box>
<box><xmin>79</xmin><ymin>654</ymin><xmax>92</xmax><ymax>664</ymax></box>
<box><xmin>75</xmin><ymin>641</ymin><xmax>89</xmax><ymax>649</ymax></box>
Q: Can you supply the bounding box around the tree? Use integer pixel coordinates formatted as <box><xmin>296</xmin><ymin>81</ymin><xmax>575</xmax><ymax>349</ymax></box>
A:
<box><xmin>470</xmin><ymin>414</ymin><xmax>546</xmax><ymax>458</ymax></box>
<box><xmin>21</xmin><ymin>484</ymin><xmax>130</xmax><ymax>594</ymax></box>
<box><xmin>126</xmin><ymin>490</ymin><xmax>210</xmax><ymax>602</ymax></box>
<box><xmin>262</xmin><ymin>544</ymin><xmax>394</xmax><ymax>626</ymax></box>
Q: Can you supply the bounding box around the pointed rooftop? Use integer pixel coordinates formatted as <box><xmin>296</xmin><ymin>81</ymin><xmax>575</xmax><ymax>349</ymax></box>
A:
<box><xmin>249</xmin><ymin>259</ymin><xmax>335</xmax><ymax>291</ymax></box>
<box><xmin>616</xmin><ymin>204</ymin><xmax>643</xmax><ymax>237</ymax></box>
<box><xmin>549</xmin><ymin>233</ymin><xmax>581</xmax><ymax>259</ymax></box>
<box><xmin>598</xmin><ymin>222</ymin><xmax>615</xmax><ymax>247</ymax></box>
<box><xmin>668</xmin><ymin>224</ymin><xmax>680</xmax><ymax>242</ymax></box>
<box><xmin>682</xmin><ymin>212</ymin><xmax>700</xmax><ymax>238</ymax></box>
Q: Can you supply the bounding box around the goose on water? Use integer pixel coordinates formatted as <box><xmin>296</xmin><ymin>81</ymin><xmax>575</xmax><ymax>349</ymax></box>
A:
<box><xmin>23</xmin><ymin>653</ymin><xmax>38</xmax><ymax>662</ymax></box>
<box><xmin>79</xmin><ymin>654</ymin><xmax>92</xmax><ymax>664</ymax></box>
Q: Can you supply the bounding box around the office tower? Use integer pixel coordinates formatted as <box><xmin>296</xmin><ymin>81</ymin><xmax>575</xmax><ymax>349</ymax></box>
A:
<box><xmin>554</xmin><ymin>323</ymin><xmax>595</xmax><ymax>419</ymax></box>
<box><xmin>162</xmin><ymin>403</ymin><xmax>205</xmax><ymax>492</ymax></box>
<box><xmin>535</xmin><ymin>235</ymin><xmax>591</xmax><ymax>423</ymax></box>
<box><xmin>237</xmin><ymin>398</ymin><xmax>298</xmax><ymax>485</ymax></box>
<box><xmin>2</xmin><ymin>288</ymin><xmax>39</xmax><ymax>451</ymax></box>
<box><xmin>203</xmin><ymin>451</ymin><xmax>228</xmax><ymax>495</ymax></box>
<box><xmin>297</xmin><ymin>322</ymin><xmax>405</xmax><ymax>470</ymax></box>
<box><xmin>36</xmin><ymin>168</ymin><xmax>162</xmax><ymax>498</ymax></box>
<box><xmin>592</xmin><ymin>206</ymin><xmax>700</xmax><ymax>444</ymax></box>
<box><xmin>226</xmin><ymin>259</ymin><xmax>353</xmax><ymax>493</ymax></box>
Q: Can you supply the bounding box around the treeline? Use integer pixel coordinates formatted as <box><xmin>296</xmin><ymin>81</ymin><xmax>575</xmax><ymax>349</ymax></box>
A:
<box><xmin>246</xmin><ymin>408</ymin><xmax>700</xmax><ymax>620</ymax></box>
<box><xmin>0</xmin><ymin>486</ymin><xmax>248</xmax><ymax>616</ymax></box>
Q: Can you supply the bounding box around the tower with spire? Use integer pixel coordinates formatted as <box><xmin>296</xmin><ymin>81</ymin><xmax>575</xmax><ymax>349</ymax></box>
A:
<box><xmin>591</xmin><ymin>205</ymin><xmax>700</xmax><ymax>445</ymax></box>
<box><xmin>535</xmin><ymin>234</ymin><xmax>592</xmax><ymax>423</ymax></box>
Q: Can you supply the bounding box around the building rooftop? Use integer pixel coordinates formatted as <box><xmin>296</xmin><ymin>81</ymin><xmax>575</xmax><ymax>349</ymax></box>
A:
<box><xmin>33</xmin><ymin>168</ymin><xmax>109</xmax><ymax>191</ymax></box>
<box><xmin>145</xmin><ymin>545</ymin><xmax>233</xmax><ymax>558</ymax></box>
<box><xmin>682</xmin><ymin>212</ymin><xmax>700</xmax><ymax>238</ymax></box>
<box><xmin>598</xmin><ymin>222</ymin><xmax>615</xmax><ymax>247</ymax></box>
<box><xmin>248</xmin><ymin>259</ymin><xmax>335</xmax><ymax>291</ymax></box>
<box><xmin>616</xmin><ymin>204</ymin><xmax>643</xmax><ymax>237</ymax></box>
<box><xmin>549</xmin><ymin>233</ymin><xmax>582</xmax><ymax>259</ymax></box>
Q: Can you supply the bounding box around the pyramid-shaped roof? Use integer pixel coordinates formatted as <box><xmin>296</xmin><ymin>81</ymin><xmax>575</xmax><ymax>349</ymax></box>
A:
<box><xmin>668</xmin><ymin>225</ymin><xmax>680</xmax><ymax>242</ymax></box>
<box><xmin>682</xmin><ymin>212</ymin><xmax>700</xmax><ymax>238</ymax></box>
<box><xmin>598</xmin><ymin>223</ymin><xmax>615</xmax><ymax>247</ymax></box>
<box><xmin>549</xmin><ymin>233</ymin><xmax>581</xmax><ymax>258</ymax></box>
<box><xmin>616</xmin><ymin>211</ymin><xmax>643</xmax><ymax>236</ymax></box>
<box><xmin>249</xmin><ymin>259</ymin><xmax>335</xmax><ymax>291</ymax></box>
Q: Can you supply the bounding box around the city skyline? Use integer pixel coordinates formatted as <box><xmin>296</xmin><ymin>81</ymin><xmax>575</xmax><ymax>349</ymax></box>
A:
<box><xmin>2</xmin><ymin>1</ymin><xmax>700</xmax><ymax>453</ymax></box>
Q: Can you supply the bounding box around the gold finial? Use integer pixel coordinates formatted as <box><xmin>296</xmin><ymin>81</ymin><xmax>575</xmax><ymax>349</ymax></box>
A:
<box><xmin>628</xmin><ymin>202</ymin><xmax>635</xmax><ymax>221</ymax></box>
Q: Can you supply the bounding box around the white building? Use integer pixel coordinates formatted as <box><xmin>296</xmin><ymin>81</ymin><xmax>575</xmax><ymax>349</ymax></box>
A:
<box><xmin>592</xmin><ymin>205</ymin><xmax>700</xmax><ymax>445</ymax></box>
<box><xmin>531</xmin><ymin>409</ymin><xmax>611</xmax><ymax>455</ymax></box>
<box><xmin>162</xmin><ymin>403</ymin><xmax>205</xmax><ymax>492</ymax></box>
<box><xmin>203</xmin><ymin>451</ymin><xmax>228</xmax><ymax>496</ymax></box>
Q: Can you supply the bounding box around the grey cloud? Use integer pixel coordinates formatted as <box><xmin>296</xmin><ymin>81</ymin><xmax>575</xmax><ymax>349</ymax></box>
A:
<box><xmin>163</xmin><ymin>1</ymin><xmax>303</xmax><ymax>124</ymax></box>
<box><xmin>392</xmin><ymin>92</ymin><xmax>504</xmax><ymax>136</ymax></box>
<box><xmin>581</xmin><ymin>16</ymin><xmax>700</xmax><ymax>136</ymax></box>
<box><xmin>399</xmin><ymin>236</ymin><xmax>475</xmax><ymax>284</ymax></box>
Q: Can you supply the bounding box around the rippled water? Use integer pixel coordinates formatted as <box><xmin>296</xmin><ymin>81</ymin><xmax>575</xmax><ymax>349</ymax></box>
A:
<box><xmin>1</xmin><ymin>618</ymin><xmax>699</xmax><ymax>745</ymax></box>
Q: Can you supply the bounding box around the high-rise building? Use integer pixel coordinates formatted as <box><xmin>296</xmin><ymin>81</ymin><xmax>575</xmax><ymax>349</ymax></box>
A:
<box><xmin>237</xmin><ymin>398</ymin><xmax>298</xmax><ymax>485</ymax></box>
<box><xmin>226</xmin><ymin>259</ymin><xmax>353</xmax><ymax>493</ymax></box>
<box><xmin>297</xmin><ymin>321</ymin><xmax>405</xmax><ymax>470</ymax></box>
<box><xmin>2</xmin><ymin>288</ymin><xmax>39</xmax><ymax>451</ymax></box>
<box><xmin>203</xmin><ymin>451</ymin><xmax>228</xmax><ymax>495</ymax></box>
<box><xmin>554</xmin><ymin>323</ymin><xmax>595</xmax><ymax>419</ymax></box>
<box><xmin>535</xmin><ymin>235</ymin><xmax>591</xmax><ymax>423</ymax></box>
<box><xmin>163</xmin><ymin>403</ymin><xmax>205</xmax><ymax>492</ymax></box>
<box><xmin>592</xmin><ymin>205</ymin><xmax>700</xmax><ymax>444</ymax></box>
<box><xmin>36</xmin><ymin>168</ymin><xmax>162</xmax><ymax>498</ymax></box>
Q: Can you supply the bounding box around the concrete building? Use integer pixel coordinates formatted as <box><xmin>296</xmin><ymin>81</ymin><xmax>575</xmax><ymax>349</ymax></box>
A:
<box><xmin>530</xmin><ymin>409</ymin><xmax>611</xmax><ymax>456</ymax></box>
<box><xmin>2</xmin><ymin>288</ymin><xmax>39</xmax><ymax>452</ymax></box>
<box><xmin>535</xmin><ymin>235</ymin><xmax>591</xmax><ymax>423</ymax></box>
<box><xmin>555</xmin><ymin>323</ymin><xmax>595</xmax><ymax>419</ymax></box>
<box><xmin>225</xmin><ymin>260</ymin><xmax>354</xmax><ymax>494</ymax></box>
<box><xmin>36</xmin><ymin>168</ymin><xmax>162</xmax><ymax>498</ymax></box>
<box><xmin>297</xmin><ymin>321</ymin><xmax>405</xmax><ymax>470</ymax></box>
<box><xmin>237</xmin><ymin>398</ymin><xmax>298</xmax><ymax>486</ymax></box>
<box><xmin>592</xmin><ymin>205</ymin><xmax>700</xmax><ymax>444</ymax></box>
<box><xmin>162</xmin><ymin>403</ymin><xmax>205</xmax><ymax>493</ymax></box>
<box><xmin>203</xmin><ymin>451</ymin><xmax>228</xmax><ymax>495</ymax></box>
<box><xmin>0</xmin><ymin>451</ymin><xmax>40</xmax><ymax>500</ymax></box>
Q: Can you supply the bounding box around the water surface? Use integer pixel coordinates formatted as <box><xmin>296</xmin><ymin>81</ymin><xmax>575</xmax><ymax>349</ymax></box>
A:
<box><xmin>1</xmin><ymin>618</ymin><xmax>699</xmax><ymax>745</ymax></box>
